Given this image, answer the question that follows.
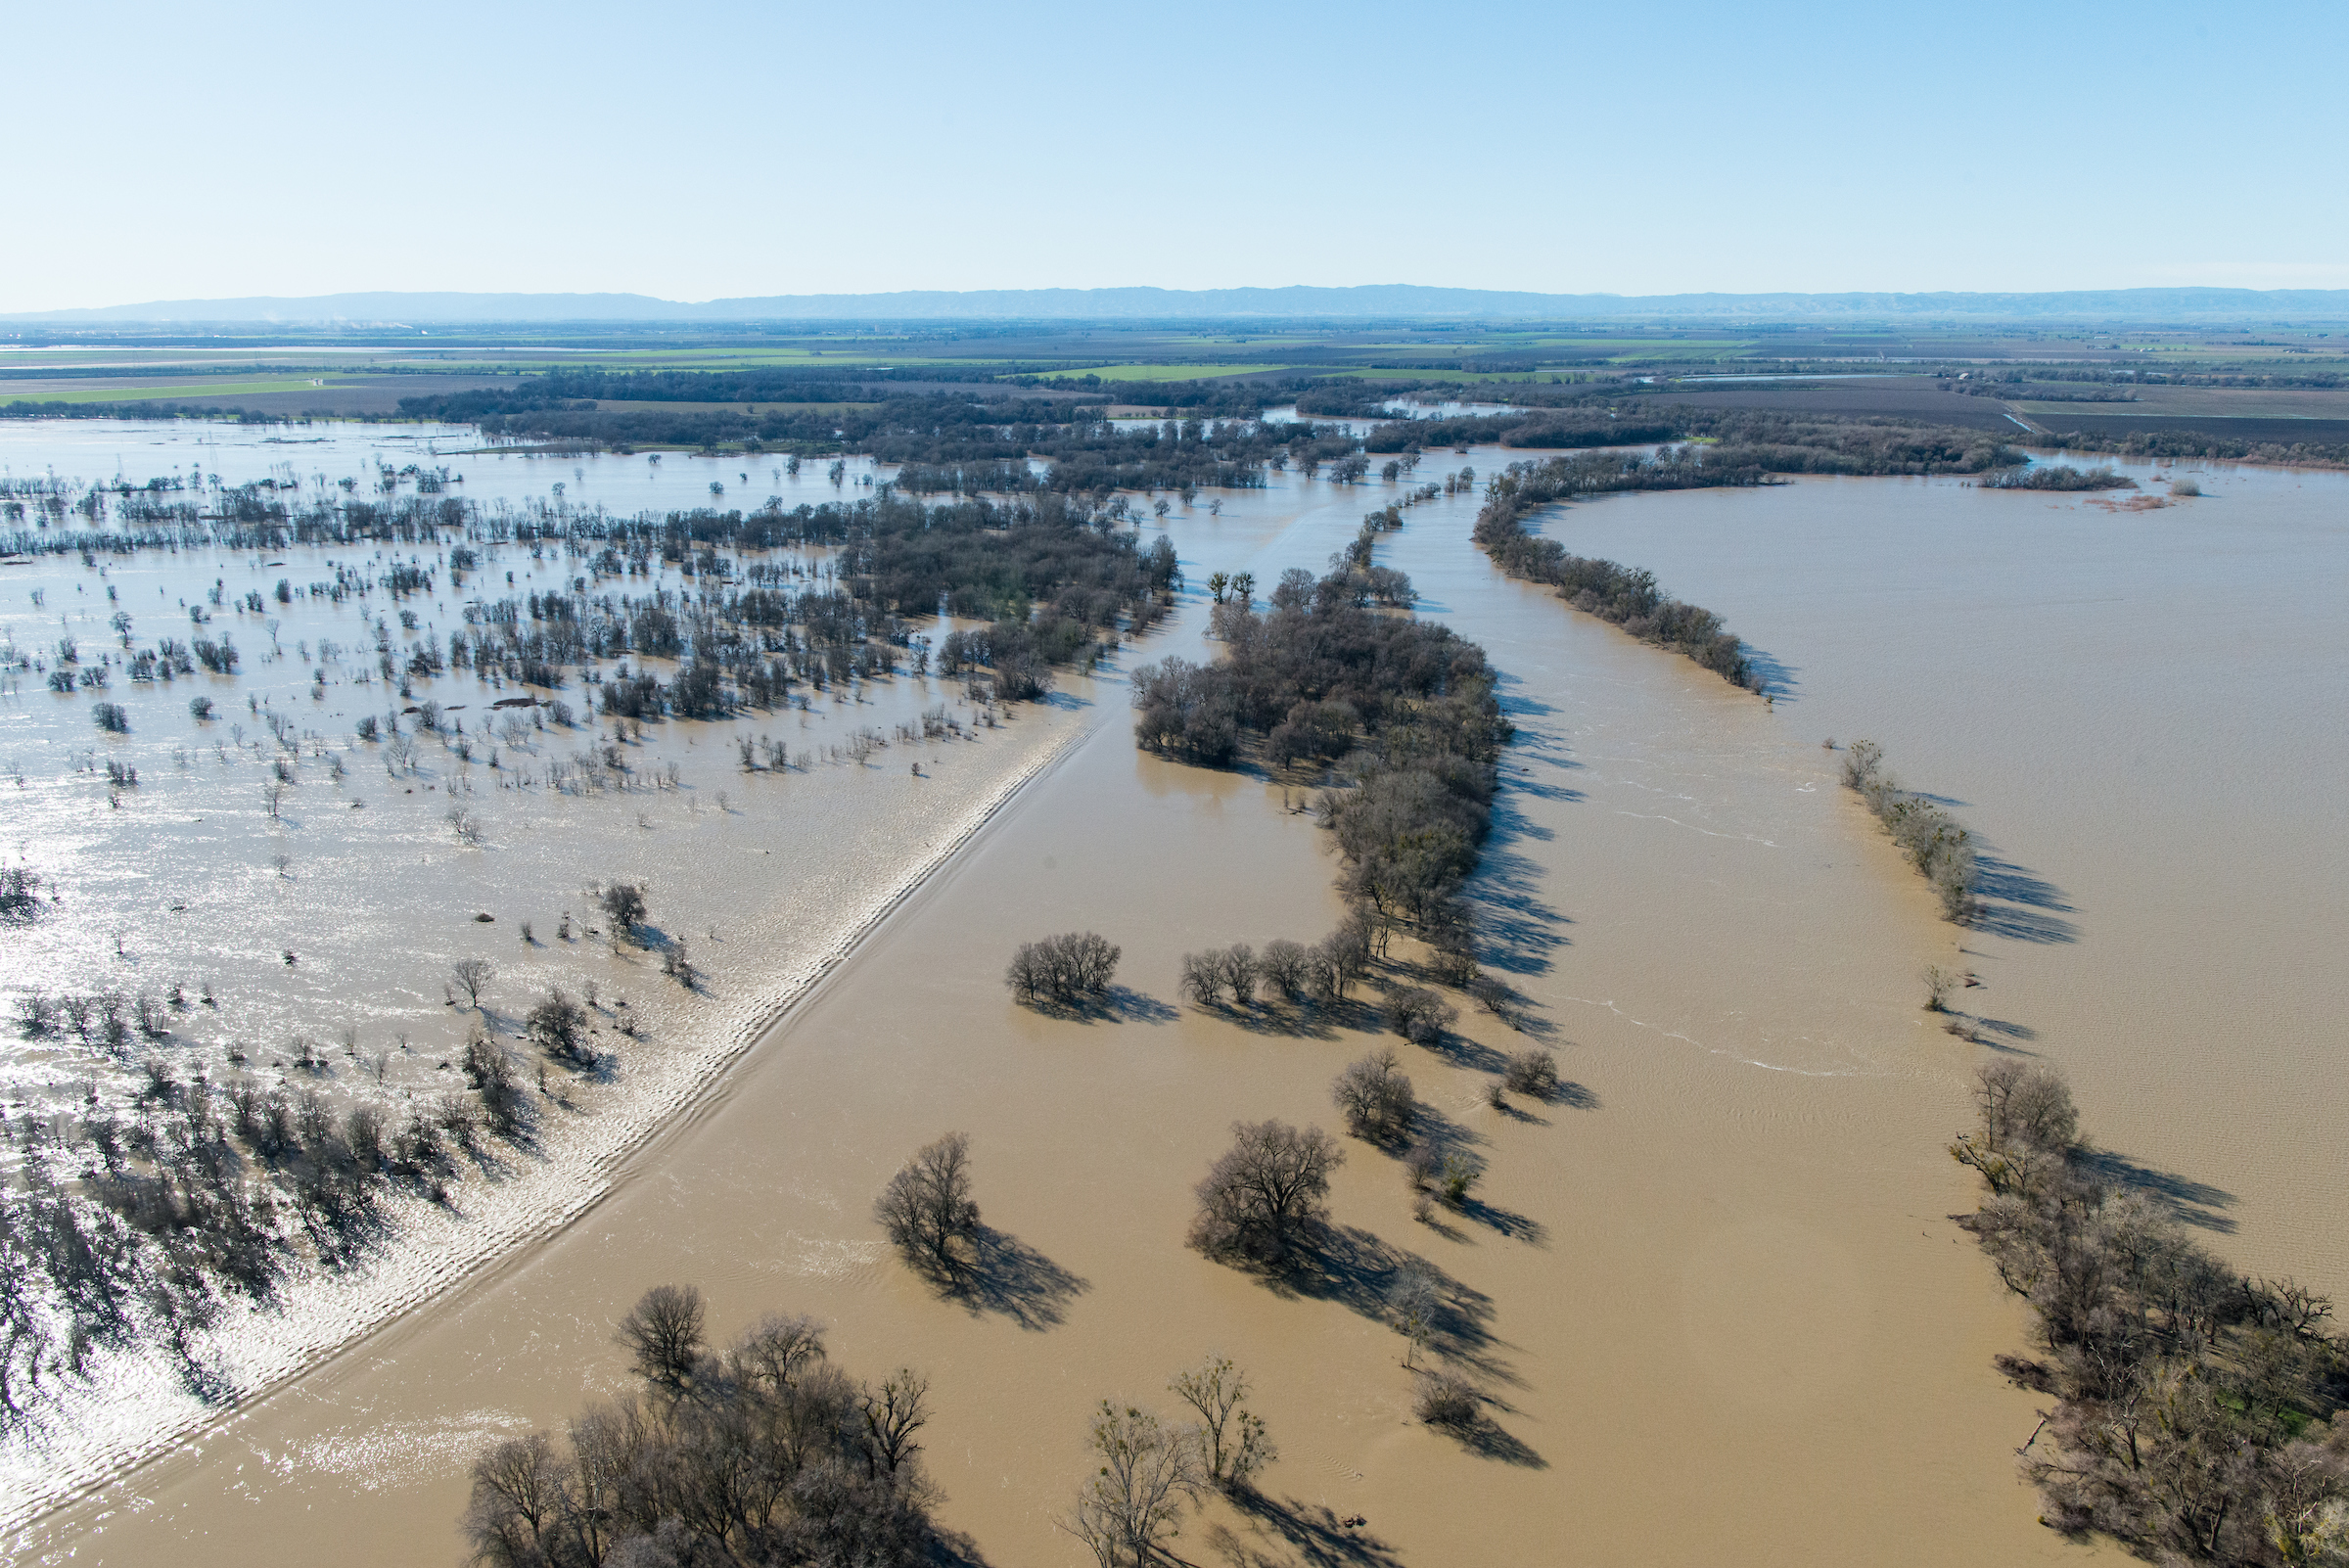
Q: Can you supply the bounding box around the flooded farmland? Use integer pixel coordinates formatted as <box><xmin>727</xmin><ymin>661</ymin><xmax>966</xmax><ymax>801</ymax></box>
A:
<box><xmin>6</xmin><ymin>423</ymin><xmax>2341</xmax><ymax>1566</ymax></box>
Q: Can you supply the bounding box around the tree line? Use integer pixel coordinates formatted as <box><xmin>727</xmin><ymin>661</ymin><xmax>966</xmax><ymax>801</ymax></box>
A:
<box><xmin>1472</xmin><ymin>468</ymin><xmax>1763</xmax><ymax>692</ymax></box>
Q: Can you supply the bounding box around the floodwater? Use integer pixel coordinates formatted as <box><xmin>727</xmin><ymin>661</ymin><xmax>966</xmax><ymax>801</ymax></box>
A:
<box><xmin>8</xmin><ymin>438</ymin><xmax>2153</xmax><ymax>1566</ymax></box>
<box><xmin>0</xmin><ymin>421</ymin><xmax>1095</xmax><ymax>1525</ymax></box>
<box><xmin>1537</xmin><ymin>454</ymin><xmax>2349</xmax><ymax>1294</ymax></box>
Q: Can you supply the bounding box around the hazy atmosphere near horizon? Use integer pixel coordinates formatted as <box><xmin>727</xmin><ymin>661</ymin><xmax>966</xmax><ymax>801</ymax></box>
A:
<box><xmin>4</xmin><ymin>5</ymin><xmax>2346</xmax><ymax>1568</ymax></box>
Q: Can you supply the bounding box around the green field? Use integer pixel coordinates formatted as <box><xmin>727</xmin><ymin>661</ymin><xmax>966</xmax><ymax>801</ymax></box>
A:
<box><xmin>0</xmin><ymin>377</ymin><xmax>348</xmax><ymax>405</ymax></box>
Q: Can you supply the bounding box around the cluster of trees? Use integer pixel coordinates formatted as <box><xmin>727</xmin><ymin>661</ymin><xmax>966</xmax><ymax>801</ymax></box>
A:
<box><xmin>1131</xmin><ymin>565</ymin><xmax>1509</xmax><ymax>966</ymax></box>
<box><xmin>1176</xmin><ymin>925</ymin><xmax>1371</xmax><ymax>1011</ymax></box>
<box><xmin>1981</xmin><ymin>464</ymin><xmax>2139</xmax><ymax>491</ymax></box>
<box><xmin>0</xmin><ymin>1028</ymin><xmax>524</xmax><ymax>1420</ymax></box>
<box><xmin>1362</xmin><ymin>411</ymin><xmax>1682</xmax><ymax>453</ymax></box>
<box><xmin>1839</xmin><ymin>742</ymin><xmax>1978</xmax><ymax>923</ymax></box>
<box><xmin>464</xmin><ymin>1285</ymin><xmax>943</xmax><ymax>1568</ymax></box>
<box><xmin>2030</xmin><ymin>428</ymin><xmax>2349</xmax><ymax>468</ymax></box>
<box><xmin>439</xmin><ymin>493</ymin><xmax>1173</xmax><ymax>714</ymax></box>
<box><xmin>1061</xmin><ymin>1358</ymin><xmax>1276</xmax><ymax>1567</ymax></box>
<box><xmin>1005</xmin><ymin>932</ymin><xmax>1121</xmax><ymax>1009</ymax></box>
<box><xmin>1474</xmin><ymin>469</ymin><xmax>1762</xmax><ymax>691</ymax></box>
<box><xmin>392</xmin><ymin>380</ymin><xmax>1380</xmax><ymax>495</ymax></box>
<box><xmin>1950</xmin><ymin>1064</ymin><xmax>2349</xmax><ymax>1564</ymax></box>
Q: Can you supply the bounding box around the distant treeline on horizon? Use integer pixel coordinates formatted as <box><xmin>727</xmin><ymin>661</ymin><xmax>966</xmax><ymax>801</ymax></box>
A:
<box><xmin>11</xmin><ymin>284</ymin><xmax>2349</xmax><ymax>326</ymax></box>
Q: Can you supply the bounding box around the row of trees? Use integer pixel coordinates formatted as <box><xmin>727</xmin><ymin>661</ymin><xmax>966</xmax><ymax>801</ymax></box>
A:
<box><xmin>1950</xmin><ymin>1064</ymin><xmax>2348</xmax><ymax>1564</ymax></box>
<box><xmin>1473</xmin><ymin>467</ymin><xmax>1762</xmax><ymax>691</ymax></box>
<box><xmin>1839</xmin><ymin>742</ymin><xmax>1978</xmax><ymax>923</ymax></box>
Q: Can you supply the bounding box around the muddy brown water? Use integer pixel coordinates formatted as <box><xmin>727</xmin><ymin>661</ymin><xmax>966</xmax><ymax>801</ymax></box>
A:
<box><xmin>15</xmin><ymin>460</ymin><xmax>2119</xmax><ymax>1567</ymax></box>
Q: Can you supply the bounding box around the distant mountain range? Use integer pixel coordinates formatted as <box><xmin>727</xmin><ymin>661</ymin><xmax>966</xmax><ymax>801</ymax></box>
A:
<box><xmin>8</xmin><ymin>285</ymin><xmax>2349</xmax><ymax>325</ymax></box>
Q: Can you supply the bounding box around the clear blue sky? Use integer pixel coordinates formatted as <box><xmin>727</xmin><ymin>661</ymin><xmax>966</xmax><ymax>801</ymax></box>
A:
<box><xmin>9</xmin><ymin>0</ymin><xmax>2342</xmax><ymax>309</ymax></box>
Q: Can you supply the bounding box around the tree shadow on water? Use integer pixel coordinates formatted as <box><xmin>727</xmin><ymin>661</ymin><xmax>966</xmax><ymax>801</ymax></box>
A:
<box><xmin>1019</xmin><ymin>986</ymin><xmax>1179</xmax><ymax>1025</ymax></box>
<box><xmin>2074</xmin><ymin>1148</ymin><xmax>2238</xmax><ymax>1234</ymax></box>
<box><xmin>1970</xmin><ymin>853</ymin><xmax>2081</xmax><ymax>945</ymax></box>
<box><xmin>1466</xmin><ymin>801</ymin><xmax>1572</xmax><ymax>979</ymax></box>
<box><xmin>1255</xmin><ymin>1227</ymin><xmax>1516</xmax><ymax>1389</ymax></box>
<box><xmin>1208</xmin><ymin>1492</ymin><xmax>1409</xmax><ymax>1568</ymax></box>
<box><xmin>946</xmin><ymin>1224</ymin><xmax>1089</xmax><ymax>1329</ymax></box>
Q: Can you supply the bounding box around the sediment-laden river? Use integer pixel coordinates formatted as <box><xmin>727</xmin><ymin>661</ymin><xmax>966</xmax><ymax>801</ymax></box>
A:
<box><xmin>9</xmin><ymin>425</ymin><xmax>2338</xmax><ymax>1565</ymax></box>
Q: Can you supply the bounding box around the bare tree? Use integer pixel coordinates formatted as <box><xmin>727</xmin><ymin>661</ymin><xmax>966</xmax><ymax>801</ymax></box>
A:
<box><xmin>598</xmin><ymin>881</ymin><xmax>648</xmax><ymax>940</ymax></box>
<box><xmin>1188</xmin><ymin>1121</ymin><xmax>1342</xmax><ymax>1265</ymax></box>
<box><xmin>1169</xmin><ymin>1356</ymin><xmax>1276</xmax><ymax>1490</ymax></box>
<box><xmin>729</xmin><ymin>1312</ymin><xmax>826</xmax><ymax>1392</ymax></box>
<box><xmin>1058</xmin><ymin>1402</ymin><xmax>1206</xmax><ymax>1568</ymax></box>
<box><xmin>858</xmin><ymin>1369</ymin><xmax>930</xmax><ymax>1481</ymax></box>
<box><xmin>1387</xmin><ymin>1263</ymin><xmax>1443</xmax><ymax>1368</ymax></box>
<box><xmin>527</xmin><ymin>988</ymin><xmax>588</xmax><ymax>1062</ymax></box>
<box><xmin>873</xmin><ymin>1132</ymin><xmax>981</xmax><ymax>1277</ymax></box>
<box><xmin>1331</xmin><ymin>1048</ymin><xmax>1415</xmax><ymax>1143</ymax></box>
<box><xmin>1385</xmin><ymin>985</ymin><xmax>1455</xmax><ymax>1046</ymax></box>
<box><xmin>1258</xmin><ymin>940</ymin><xmax>1311</xmax><ymax>1003</ymax></box>
<box><xmin>449</xmin><ymin>957</ymin><xmax>496</xmax><ymax>1011</ymax></box>
<box><xmin>1413</xmin><ymin>1368</ymin><xmax>1480</xmax><ymax>1428</ymax></box>
<box><xmin>1501</xmin><ymin>1047</ymin><xmax>1558</xmax><ymax>1099</ymax></box>
<box><xmin>614</xmin><ymin>1283</ymin><xmax>706</xmax><ymax>1391</ymax></box>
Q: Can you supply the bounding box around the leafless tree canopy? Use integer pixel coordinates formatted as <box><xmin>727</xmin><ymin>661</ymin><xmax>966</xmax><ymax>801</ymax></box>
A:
<box><xmin>1005</xmin><ymin>932</ymin><xmax>1121</xmax><ymax>1008</ymax></box>
<box><xmin>613</xmin><ymin>1282</ymin><xmax>706</xmax><ymax>1390</ymax></box>
<box><xmin>465</xmin><ymin>1289</ymin><xmax>938</xmax><ymax>1568</ymax></box>
<box><xmin>598</xmin><ymin>881</ymin><xmax>648</xmax><ymax>937</ymax></box>
<box><xmin>1412</xmin><ymin>1367</ymin><xmax>1481</xmax><ymax>1428</ymax></box>
<box><xmin>1949</xmin><ymin>1063</ymin><xmax>2349</xmax><ymax>1563</ymax></box>
<box><xmin>873</xmin><ymin>1132</ymin><xmax>981</xmax><ymax>1277</ymax></box>
<box><xmin>1331</xmin><ymin>1048</ymin><xmax>1415</xmax><ymax>1144</ymax></box>
<box><xmin>1500</xmin><ymin>1047</ymin><xmax>1558</xmax><ymax>1099</ymax></box>
<box><xmin>1384</xmin><ymin>985</ymin><xmax>1456</xmax><ymax>1046</ymax></box>
<box><xmin>1187</xmin><ymin>1121</ymin><xmax>1342</xmax><ymax>1265</ymax></box>
<box><xmin>450</xmin><ymin>957</ymin><xmax>495</xmax><ymax>1010</ymax></box>
<box><xmin>1169</xmin><ymin>1356</ymin><xmax>1276</xmax><ymax>1490</ymax></box>
<box><xmin>527</xmin><ymin>988</ymin><xmax>589</xmax><ymax>1063</ymax></box>
<box><xmin>1058</xmin><ymin>1402</ymin><xmax>1207</xmax><ymax>1568</ymax></box>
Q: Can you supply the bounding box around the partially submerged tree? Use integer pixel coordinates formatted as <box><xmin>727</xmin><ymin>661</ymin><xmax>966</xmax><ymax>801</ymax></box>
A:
<box><xmin>1169</xmin><ymin>1356</ymin><xmax>1275</xmax><ymax>1491</ymax></box>
<box><xmin>449</xmin><ymin>957</ymin><xmax>495</xmax><ymax>1011</ymax></box>
<box><xmin>874</xmin><ymin>1132</ymin><xmax>981</xmax><ymax>1277</ymax></box>
<box><xmin>597</xmin><ymin>881</ymin><xmax>648</xmax><ymax>939</ymax></box>
<box><xmin>613</xmin><ymin>1282</ymin><xmax>706</xmax><ymax>1391</ymax></box>
<box><xmin>1188</xmin><ymin>1121</ymin><xmax>1342</xmax><ymax>1265</ymax></box>
<box><xmin>1059</xmin><ymin>1402</ymin><xmax>1208</xmax><ymax>1568</ymax></box>
<box><xmin>1331</xmin><ymin>1048</ymin><xmax>1415</xmax><ymax>1144</ymax></box>
<box><xmin>1500</xmin><ymin>1047</ymin><xmax>1558</xmax><ymax>1099</ymax></box>
<box><xmin>1006</xmin><ymin>931</ymin><xmax>1121</xmax><ymax>1008</ymax></box>
<box><xmin>526</xmin><ymin>988</ymin><xmax>589</xmax><ymax>1064</ymax></box>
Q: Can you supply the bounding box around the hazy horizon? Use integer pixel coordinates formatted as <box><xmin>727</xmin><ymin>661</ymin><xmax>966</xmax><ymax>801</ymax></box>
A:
<box><xmin>11</xmin><ymin>282</ymin><xmax>2349</xmax><ymax>327</ymax></box>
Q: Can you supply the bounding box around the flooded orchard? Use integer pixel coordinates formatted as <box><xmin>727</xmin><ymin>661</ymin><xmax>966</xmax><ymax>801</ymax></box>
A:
<box><xmin>7</xmin><ymin>423</ymin><xmax>2338</xmax><ymax>1566</ymax></box>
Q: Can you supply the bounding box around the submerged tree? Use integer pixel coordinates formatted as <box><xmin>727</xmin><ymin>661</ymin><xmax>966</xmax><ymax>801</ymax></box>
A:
<box><xmin>1187</xmin><ymin>1121</ymin><xmax>1342</xmax><ymax>1266</ymax></box>
<box><xmin>873</xmin><ymin>1131</ymin><xmax>981</xmax><ymax>1278</ymax></box>
<box><xmin>1059</xmin><ymin>1401</ymin><xmax>1208</xmax><ymax>1568</ymax></box>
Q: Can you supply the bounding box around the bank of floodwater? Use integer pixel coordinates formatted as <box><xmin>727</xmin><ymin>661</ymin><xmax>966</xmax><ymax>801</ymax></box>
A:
<box><xmin>16</xmin><ymin>453</ymin><xmax>2094</xmax><ymax>1567</ymax></box>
